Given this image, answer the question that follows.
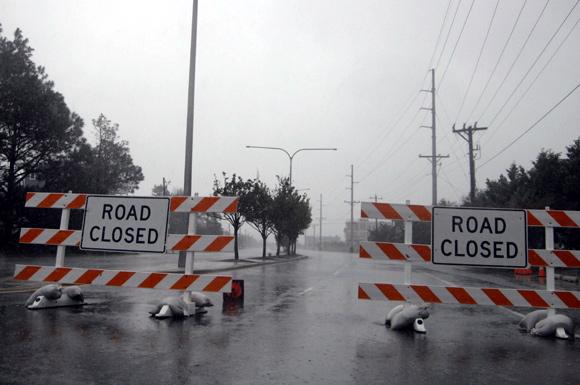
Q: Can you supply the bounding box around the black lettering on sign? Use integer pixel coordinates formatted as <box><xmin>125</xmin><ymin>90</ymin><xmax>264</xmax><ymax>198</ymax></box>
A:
<box><xmin>100</xmin><ymin>226</ymin><xmax>111</xmax><ymax>242</ymax></box>
<box><xmin>136</xmin><ymin>228</ymin><xmax>145</xmax><ymax>244</ymax></box>
<box><xmin>507</xmin><ymin>242</ymin><xmax>518</xmax><ymax>258</ymax></box>
<box><xmin>454</xmin><ymin>241</ymin><xmax>465</xmax><ymax>257</ymax></box>
<box><xmin>466</xmin><ymin>216</ymin><xmax>478</xmax><ymax>233</ymax></box>
<box><xmin>495</xmin><ymin>218</ymin><xmax>506</xmax><ymax>234</ymax></box>
<box><xmin>124</xmin><ymin>227</ymin><xmax>135</xmax><ymax>243</ymax></box>
<box><xmin>452</xmin><ymin>216</ymin><xmax>463</xmax><ymax>232</ymax></box>
<box><xmin>140</xmin><ymin>206</ymin><xmax>151</xmax><ymax>221</ymax></box>
<box><xmin>127</xmin><ymin>205</ymin><xmax>138</xmax><ymax>220</ymax></box>
<box><xmin>441</xmin><ymin>239</ymin><xmax>452</xmax><ymax>256</ymax></box>
<box><xmin>481</xmin><ymin>241</ymin><xmax>491</xmax><ymax>258</ymax></box>
<box><xmin>102</xmin><ymin>204</ymin><xmax>113</xmax><ymax>220</ymax></box>
<box><xmin>466</xmin><ymin>240</ymin><xmax>477</xmax><ymax>257</ymax></box>
<box><xmin>90</xmin><ymin>226</ymin><xmax>100</xmax><ymax>241</ymax></box>
<box><xmin>148</xmin><ymin>229</ymin><xmax>158</xmax><ymax>244</ymax></box>
<box><xmin>480</xmin><ymin>217</ymin><xmax>492</xmax><ymax>233</ymax></box>
<box><xmin>115</xmin><ymin>205</ymin><xmax>126</xmax><ymax>220</ymax></box>
<box><xmin>493</xmin><ymin>241</ymin><xmax>504</xmax><ymax>258</ymax></box>
<box><xmin>112</xmin><ymin>227</ymin><xmax>123</xmax><ymax>242</ymax></box>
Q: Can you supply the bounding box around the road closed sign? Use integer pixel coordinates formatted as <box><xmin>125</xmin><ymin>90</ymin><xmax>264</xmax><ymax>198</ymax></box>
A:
<box><xmin>81</xmin><ymin>196</ymin><xmax>170</xmax><ymax>253</ymax></box>
<box><xmin>432</xmin><ymin>207</ymin><xmax>527</xmax><ymax>268</ymax></box>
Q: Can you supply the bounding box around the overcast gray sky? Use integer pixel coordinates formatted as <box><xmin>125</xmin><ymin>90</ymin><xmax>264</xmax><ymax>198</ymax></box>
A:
<box><xmin>2</xmin><ymin>0</ymin><xmax>580</xmax><ymax>239</ymax></box>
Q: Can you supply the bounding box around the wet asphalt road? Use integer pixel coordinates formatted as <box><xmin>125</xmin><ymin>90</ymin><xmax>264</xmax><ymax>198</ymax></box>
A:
<box><xmin>1</xmin><ymin>250</ymin><xmax>579</xmax><ymax>385</ymax></box>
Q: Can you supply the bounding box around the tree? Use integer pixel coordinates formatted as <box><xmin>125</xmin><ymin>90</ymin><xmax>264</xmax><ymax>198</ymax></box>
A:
<box><xmin>244</xmin><ymin>180</ymin><xmax>274</xmax><ymax>258</ymax></box>
<box><xmin>213</xmin><ymin>173</ymin><xmax>252</xmax><ymax>260</ymax></box>
<box><xmin>270</xmin><ymin>177</ymin><xmax>312</xmax><ymax>256</ymax></box>
<box><xmin>464</xmin><ymin>138</ymin><xmax>580</xmax><ymax>249</ymax></box>
<box><xmin>91</xmin><ymin>114</ymin><xmax>143</xmax><ymax>195</ymax></box>
<box><xmin>0</xmin><ymin>26</ymin><xmax>84</xmax><ymax>242</ymax></box>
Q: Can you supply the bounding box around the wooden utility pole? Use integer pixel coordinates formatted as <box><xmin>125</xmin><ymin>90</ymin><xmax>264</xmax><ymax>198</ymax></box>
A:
<box><xmin>419</xmin><ymin>68</ymin><xmax>449</xmax><ymax>205</ymax></box>
<box><xmin>453</xmin><ymin>122</ymin><xmax>488</xmax><ymax>201</ymax></box>
<box><xmin>345</xmin><ymin>165</ymin><xmax>359</xmax><ymax>253</ymax></box>
<box><xmin>318</xmin><ymin>194</ymin><xmax>324</xmax><ymax>251</ymax></box>
<box><xmin>370</xmin><ymin>194</ymin><xmax>383</xmax><ymax>232</ymax></box>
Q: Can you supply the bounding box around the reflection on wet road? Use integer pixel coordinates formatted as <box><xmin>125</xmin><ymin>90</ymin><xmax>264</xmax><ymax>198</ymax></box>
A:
<box><xmin>1</xmin><ymin>250</ymin><xmax>579</xmax><ymax>385</ymax></box>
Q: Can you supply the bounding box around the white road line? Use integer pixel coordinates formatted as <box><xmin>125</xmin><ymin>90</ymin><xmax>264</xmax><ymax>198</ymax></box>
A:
<box><xmin>298</xmin><ymin>287</ymin><xmax>314</xmax><ymax>296</ymax></box>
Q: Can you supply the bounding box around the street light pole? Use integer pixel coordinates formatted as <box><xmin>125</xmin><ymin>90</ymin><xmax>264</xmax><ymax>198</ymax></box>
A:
<box><xmin>245</xmin><ymin>146</ymin><xmax>337</xmax><ymax>185</ymax></box>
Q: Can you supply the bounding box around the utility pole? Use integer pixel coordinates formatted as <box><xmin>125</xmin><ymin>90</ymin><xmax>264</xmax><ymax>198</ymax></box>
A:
<box><xmin>345</xmin><ymin>165</ymin><xmax>359</xmax><ymax>253</ymax></box>
<box><xmin>419</xmin><ymin>68</ymin><xmax>449</xmax><ymax>205</ymax></box>
<box><xmin>318</xmin><ymin>194</ymin><xmax>324</xmax><ymax>251</ymax></box>
<box><xmin>453</xmin><ymin>122</ymin><xmax>488</xmax><ymax>201</ymax></box>
<box><xmin>162</xmin><ymin>177</ymin><xmax>170</xmax><ymax>196</ymax></box>
<box><xmin>179</xmin><ymin>0</ymin><xmax>199</xmax><ymax>268</ymax></box>
<box><xmin>311</xmin><ymin>224</ymin><xmax>316</xmax><ymax>249</ymax></box>
<box><xmin>370</xmin><ymin>194</ymin><xmax>383</xmax><ymax>232</ymax></box>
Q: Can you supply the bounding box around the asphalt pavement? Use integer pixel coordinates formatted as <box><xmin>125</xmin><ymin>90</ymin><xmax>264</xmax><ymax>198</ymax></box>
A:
<box><xmin>0</xmin><ymin>248</ymin><xmax>579</xmax><ymax>385</ymax></box>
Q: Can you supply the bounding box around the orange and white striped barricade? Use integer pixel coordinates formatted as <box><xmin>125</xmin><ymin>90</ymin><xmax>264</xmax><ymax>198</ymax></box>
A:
<box><xmin>15</xmin><ymin>192</ymin><xmax>239</xmax><ymax>308</ymax></box>
<box><xmin>15</xmin><ymin>265</ymin><xmax>232</xmax><ymax>293</ymax></box>
<box><xmin>358</xmin><ymin>201</ymin><xmax>580</xmax><ymax>311</ymax></box>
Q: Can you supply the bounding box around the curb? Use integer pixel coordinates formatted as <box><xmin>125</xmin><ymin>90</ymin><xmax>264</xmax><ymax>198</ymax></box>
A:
<box><xmin>165</xmin><ymin>255</ymin><xmax>309</xmax><ymax>274</ymax></box>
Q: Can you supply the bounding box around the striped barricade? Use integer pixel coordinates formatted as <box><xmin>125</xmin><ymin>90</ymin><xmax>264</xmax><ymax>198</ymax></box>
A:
<box><xmin>361</xmin><ymin>202</ymin><xmax>432</xmax><ymax>222</ymax></box>
<box><xmin>14</xmin><ymin>265</ymin><xmax>232</xmax><ymax>293</ymax></box>
<box><xmin>26</xmin><ymin>192</ymin><xmax>88</xmax><ymax>209</ymax></box>
<box><xmin>358</xmin><ymin>283</ymin><xmax>580</xmax><ymax>309</ymax></box>
<box><xmin>20</xmin><ymin>228</ymin><xmax>235</xmax><ymax>253</ymax></box>
<box><xmin>20</xmin><ymin>228</ymin><xmax>81</xmax><ymax>246</ymax></box>
<box><xmin>25</xmin><ymin>192</ymin><xmax>239</xmax><ymax>214</ymax></box>
<box><xmin>360</xmin><ymin>241</ymin><xmax>580</xmax><ymax>268</ymax></box>
<box><xmin>170</xmin><ymin>196</ymin><xmax>238</xmax><ymax>213</ymax></box>
<box><xmin>358</xmin><ymin>201</ymin><xmax>580</xmax><ymax>314</ymax></box>
<box><xmin>360</xmin><ymin>201</ymin><xmax>580</xmax><ymax>228</ymax></box>
<box><xmin>17</xmin><ymin>192</ymin><xmax>241</xmax><ymax>302</ymax></box>
<box><xmin>166</xmin><ymin>234</ymin><xmax>234</xmax><ymax>252</ymax></box>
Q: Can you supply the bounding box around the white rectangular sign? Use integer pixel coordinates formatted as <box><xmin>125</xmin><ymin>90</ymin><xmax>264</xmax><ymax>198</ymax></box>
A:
<box><xmin>81</xmin><ymin>196</ymin><xmax>170</xmax><ymax>253</ymax></box>
<box><xmin>432</xmin><ymin>207</ymin><xmax>527</xmax><ymax>268</ymax></box>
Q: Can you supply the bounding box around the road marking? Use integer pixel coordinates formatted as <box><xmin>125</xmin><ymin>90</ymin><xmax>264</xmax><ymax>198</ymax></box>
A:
<box><xmin>298</xmin><ymin>287</ymin><xmax>314</xmax><ymax>296</ymax></box>
<box><xmin>0</xmin><ymin>287</ymin><xmax>40</xmax><ymax>294</ymax></box>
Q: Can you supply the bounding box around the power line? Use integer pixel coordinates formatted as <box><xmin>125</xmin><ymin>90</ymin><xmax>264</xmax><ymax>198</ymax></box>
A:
<box><xmin>434</xmin><ymin>0</ymin><xmax>464</xmax><ymax>70</ymax></box>
<box><xmin>482</xmin><ymin>10</ymin><xmax>580</xmax><ymax>146</ymax></box>
<box><xmin>466</xmin><ymin>0</ymin><xmax>528</xmax><ymax>121</ymax></box>
<box><xmin>438</xmin><ymin>0</ymin><xmax>476</xmax><ymax>90</ymax></box>
<box><xmin>478</xmin><ymin>81</ymin><xmax>580</xmax><ymax>169</ymax></box>
<box><xmin>427</xmin><ymin>0</ymin><xmax>454</xmax><ymax>68</ymax></box>
<box><xmin>454</xmin><ymin>0</ymin><xmax>500</xmax><ymax>123</ymax></box>
<box><xmin>486</xmin><ymin>0</ymin><xmax>579</xmax><ymax>127</ymax></box>
<box><xmin>358</xmin><ymin>106</ymin><xmax>429</xmax><ymax>184</ymax></box>
<box><xmin>477</xmin><ymin>0</ymin><xmax>551</xmax><ymax>122</ymax></box>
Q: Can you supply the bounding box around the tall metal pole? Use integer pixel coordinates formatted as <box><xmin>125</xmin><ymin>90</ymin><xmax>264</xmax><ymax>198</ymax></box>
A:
<box><xmin>430</xmin><ymin>69</ymin><xmax>437</xmax><ymax>205</ymax></box>
<box><xmin>419</xmin><ymin>68</ymin><xmax>448</xmax><ymax>206</ymax></box>
<box><xmin>180</xmin><ymin>0</ymin><xmax>198</xmax><ymax>268</ymax></box>
<box><xmin>183</xmin><ymin>0</ymin><xmax>198</xmax><ymax>197</ymax></box>
<box><xmin>319</xmin><ymin>194</ymin><xmax>323</xmax><ymax>251</ymax></box>
<box><xmin>350</xmin><ymin>165</ymin><xmax>354</xmax><ymax>253</ymax></box>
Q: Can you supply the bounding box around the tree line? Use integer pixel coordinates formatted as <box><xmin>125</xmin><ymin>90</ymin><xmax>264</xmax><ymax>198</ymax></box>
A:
<box><xmin>0</xmin><ymin>27</ymin><xmax>143</xmax><ymax>248</ymax></box>
<box><xmin>212</xmin><ymin>173</ymin><xmax>312</xmax><ymax>259</ymax></box>
<box><xmin>370</xmin><ymin>138</ymin><xmax>580</xmax><ymax>250</ymax></box>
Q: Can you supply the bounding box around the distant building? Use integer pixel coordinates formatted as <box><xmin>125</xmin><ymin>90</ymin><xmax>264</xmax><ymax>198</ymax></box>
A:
<box><xmin>304</xmin><ymin>234</ymin><xmax>344</xmax><ymax>251</ymax></box>
<box><xmin>21</xmin><ymin>173</ymin><xmax>45</xmax><ymax>189</ymax></box>
<box><xmin>344</xmin><ymin>219</ymin><xmax>369</xmax><ymax>250</ymax></box>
